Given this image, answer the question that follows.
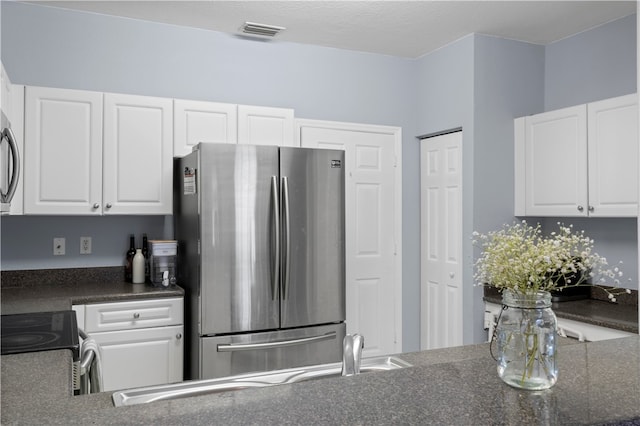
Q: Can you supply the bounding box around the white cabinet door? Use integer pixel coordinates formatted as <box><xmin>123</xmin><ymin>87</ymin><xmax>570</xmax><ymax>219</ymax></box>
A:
<box><xmin>524</xmin><ymin>104</ymin><xmax>588</xmax><ymax>216</ymax></box>
<box><xmin>103</xmin><ymin>93</ymin><xmax>173</xmax><ymax>215</ymax></box>
<box><xmin>173</xmin><ymin>99</ymin><xmax>237</xmax><ymax>157</ymax></box>
<box><xmin>24</xmin><ymin>86</ymin><xmax>103</xmax><ymax>215</ymax></box>
<box><xmin>92</xmin><ymin>325</ymin><xmax>184</xmax><ymax>391</ymax></box>
<box><xmin>587</xmin><ymin>94</ymin><xmax>639</xmax><ymax>217</ymax></box>
<box><xmin>238</xmin><ymin>105</ymin><xmax>295</xmax><ymax>147</ymax></box>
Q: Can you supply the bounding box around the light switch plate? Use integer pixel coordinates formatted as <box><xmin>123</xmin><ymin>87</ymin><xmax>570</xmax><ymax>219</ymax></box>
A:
<box><xmin>53</xmin><ymin>237</ymin><xmax>65</xmax><ymax>256</ymax></box>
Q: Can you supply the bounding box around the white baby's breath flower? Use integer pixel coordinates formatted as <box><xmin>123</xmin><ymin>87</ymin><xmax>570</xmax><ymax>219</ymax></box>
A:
<box><xmin>473</xmin><ymin>221</ymin><xmax>627</xmax><ymax>301</ymax></box>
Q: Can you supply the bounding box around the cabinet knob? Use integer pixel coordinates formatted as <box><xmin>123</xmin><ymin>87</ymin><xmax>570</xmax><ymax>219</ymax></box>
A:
<box><xmin>106</xmin><ymin>203</ymin><xmax>113</xmax><ymax>209</ymax></box>
<box><xmin>133</xmin><ymin>313</ymin><xmax>140</xmax><ymax>319</ymax></box>
<box><xmin>176</xmin><ymin>333</ymin><xmax>182</xmax><ymax>340</ymax></box>
<box><xmin>577</xmin><ymin>205</ymin><xmax>584</xmax><ymax>212</ymax></box>
<box><xmin>449</xmin><ymin>272</ymin><xmax>455</xmax><ymax>278</ymax></box>
<box><xmin>588</xmin><ymin>205</ymin><xmax>594</xmax><ymax>212</ymax></box>
<box><xmin>93</xmin><ymin>203</ymin><xmax>100</xmax><ymax>209</ymax></box>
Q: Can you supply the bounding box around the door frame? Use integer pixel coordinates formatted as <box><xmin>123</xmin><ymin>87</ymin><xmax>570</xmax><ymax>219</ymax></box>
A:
<box><xmin>295</xmin><ymin>118</ymin><xmax>403</xmax><ymax>354</ymax></box>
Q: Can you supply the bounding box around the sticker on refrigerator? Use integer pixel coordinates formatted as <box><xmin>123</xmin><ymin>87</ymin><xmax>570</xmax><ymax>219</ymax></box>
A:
<box><xmin>331</xmin><ymin>160</ymin><xmax>342</xmax><ymax>168</ymax></box>
<box><xmin>184</xmin><ymin>167</ymin><xmax>197</xmax><ymax>195</ymax></box>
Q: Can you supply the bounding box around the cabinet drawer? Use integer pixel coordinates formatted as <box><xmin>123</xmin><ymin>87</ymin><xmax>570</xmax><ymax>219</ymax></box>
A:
<box><xmin>84</xmin><ymin>297</ymin><xmax>183</xmax><ymax>332</ymax></box>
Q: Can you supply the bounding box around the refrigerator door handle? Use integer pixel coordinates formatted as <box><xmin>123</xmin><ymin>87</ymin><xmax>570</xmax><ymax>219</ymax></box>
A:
<box><xmin>271</xmin><ymin>176</ymin><xmax>280</xmax><ymax>301</ymax></box>
<box><xmin>281</xmin><ymin>176</ymin><xmax>291</xmax><ymax>299</ymax></box>
<box><xmin>216</xmin><ymin>332</ymin><xmax>337</xmax><ymax>352</ymax></box>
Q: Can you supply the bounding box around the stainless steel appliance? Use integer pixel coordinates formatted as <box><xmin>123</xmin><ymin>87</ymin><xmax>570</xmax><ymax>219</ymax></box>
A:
<box><xmin>0</xmin><ymin>109</ymin><xmax>20</xmax><ymax>214</ymax></box>
<box><xmin>174</xmin><ymin>143</ymin><xmax>346</xmax><ymax>380</ymax></box>
<box><xmin>1</xmin><ymin>311</ymin><xmax>82</xmax><ymax>392</ymax></box>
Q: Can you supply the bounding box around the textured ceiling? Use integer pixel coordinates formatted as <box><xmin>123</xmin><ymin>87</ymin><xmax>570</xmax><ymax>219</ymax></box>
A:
<box><xmin>25</xmin><ymin>1</ymin><xmax>637</xmax><ymax>58</ymax></box>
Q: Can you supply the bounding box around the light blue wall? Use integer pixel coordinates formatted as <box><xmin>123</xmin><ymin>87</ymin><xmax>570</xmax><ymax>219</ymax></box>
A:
<box><xmin>414</xmin><ymin>35</ymin><xmax>474</xmax><ymax>347</ymax></box>
<box><xmin>0</xmin><ymin>2</ymin><xmax>636</xmax><ymax>350</ymax></box>
<box><xmin>545</xmin><ymin>13</ymin><xmax>637</xmax><ymax>111</ymax></box>
<box><xmin>0</xmin><ymin>2</ymin><xmax>420</xmax><ymax>349</ymax></box>
<box><xmin>472</xmin><ymin>35</ymin><xmax>545</xmax><ymax>342</ymax></box>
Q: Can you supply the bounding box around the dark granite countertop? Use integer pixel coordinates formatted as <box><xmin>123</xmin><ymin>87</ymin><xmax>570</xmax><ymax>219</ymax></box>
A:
<box><xmin>2</xmin><ymin>270</ymin><xmax>638</xmax><ymax>424</ymax></box>
<box><xmin>1</xmin><ymin>267</ymin><xmax>184</xmax><ymax>314</ymax></box>
<box><xmin>2</xmin><ymin>336</ymin><xmax>639</xmax><ymax>425</ymax></box>
<box><xmin>484</xmin><ymin>286</ymin><xmax>639</xmax><ymax>334</ymax></box>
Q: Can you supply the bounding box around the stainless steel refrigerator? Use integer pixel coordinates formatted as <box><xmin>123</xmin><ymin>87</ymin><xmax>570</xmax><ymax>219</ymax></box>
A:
<box><xmin>174</xmin><ymin>143</ymin><xmax>346</xmax><ymax>380</ymax></box>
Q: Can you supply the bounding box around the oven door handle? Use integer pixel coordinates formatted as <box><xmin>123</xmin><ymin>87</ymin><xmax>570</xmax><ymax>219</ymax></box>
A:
<box><xmin>78</xmin><ymin>328</ymin><xmax>102</xmax><ymax>394</ymax></box>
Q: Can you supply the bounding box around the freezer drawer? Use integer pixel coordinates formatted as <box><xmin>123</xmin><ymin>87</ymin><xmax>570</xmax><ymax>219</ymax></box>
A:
<box><xmin>199</xmin><ymin>323</ymin><xmax>345</xmax><ymax>380</ymax></box>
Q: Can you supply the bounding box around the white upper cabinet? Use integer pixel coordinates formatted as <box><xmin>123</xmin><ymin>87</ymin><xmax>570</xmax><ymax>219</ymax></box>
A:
<box><xmin>237</xmin><ymin>105</ymin><xmax>296</xmax><ymax>147</ymax></box>
<box><xmin>587</xmin><ymin>94</ymin><xmax>638</xmax><ymax>217</ymax></box>
<box><xmin>515</xmin><ymin>94</ymin><xmax>638</xmax><ymax>217</ymax></box>
<box><xmin>103</xmin><ymin>93</ymin><xmax>173</xmax><ymax>215</ymax></box>
<box><xmin>24</xmin><ymin>87</ymin><xmax>173</xmax><ymax>215</ymax></box>
<box><xmin>24</xmin><ymin>86</ymin><xmax>104</xmax><ymax>215</ymax></box>
<box><xmin>522</xmin><ymin>104</ymin><xmax>588</xmax><ymax>216</ymax></box>
<box><xmin>173</xmin><ymin>99</ymin><xmax>237</xmax><ymax>157</ymax></box>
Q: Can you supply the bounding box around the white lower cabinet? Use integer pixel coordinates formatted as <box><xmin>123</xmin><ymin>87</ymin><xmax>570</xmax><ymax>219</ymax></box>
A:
<box><xmin>484</xmin><ymin>301</ymin><xmax>635</xmax><ymax>342</ymax></box>
<box><xmin>75</xmin><ymin>297</ymin><xmax>183</xmax><ymax>392</ymax></box>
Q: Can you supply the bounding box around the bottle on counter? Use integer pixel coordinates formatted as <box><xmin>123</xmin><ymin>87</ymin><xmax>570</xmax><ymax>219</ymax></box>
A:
<box><xmin>142</xmin><ymin>234</ymin><xmax>150</xmax><ymax>283</ymax></box>
<box><xmin>125</xmin><ymin>235</ymin><xmax>136</xmax><ymax>282</ymax></box>
<box><xmin>132</xmin><ymin>249</ymin><xmax>145</xmax><ymax>284</ymax></box>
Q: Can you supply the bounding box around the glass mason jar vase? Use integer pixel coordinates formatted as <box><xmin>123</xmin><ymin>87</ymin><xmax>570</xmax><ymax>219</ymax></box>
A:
<box><xmin>495</xmin><ymin>289</ymin><xmax>558</xmax><ymax>390</ymax></box>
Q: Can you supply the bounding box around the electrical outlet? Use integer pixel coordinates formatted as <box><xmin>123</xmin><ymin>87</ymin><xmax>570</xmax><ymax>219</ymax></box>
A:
<box><xmin>53</xmin><ymin>238</ymin><xmax>65</xmax><ymax>256</ymax></box>
<box><xmin>80</xmin><ymin>236</ymin><xmax>92</xmax><ymax>254</ymax></box>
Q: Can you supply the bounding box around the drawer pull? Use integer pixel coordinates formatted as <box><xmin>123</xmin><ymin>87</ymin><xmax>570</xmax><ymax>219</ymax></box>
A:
<box><xmin>133</xmin><ymin>313</ymin><xmax>140</xmax><ymax>319</ymax></box>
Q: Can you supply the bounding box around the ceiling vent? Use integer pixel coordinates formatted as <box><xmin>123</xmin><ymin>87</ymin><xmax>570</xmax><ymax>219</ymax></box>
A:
<box><xmin>241</xmin><ymin>21</ymin><xmax>285</xmax><ymax>38</ymax></box>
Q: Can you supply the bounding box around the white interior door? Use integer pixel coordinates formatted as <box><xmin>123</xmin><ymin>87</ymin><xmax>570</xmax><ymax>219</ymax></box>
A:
<box><xmin>420</xmin><ymin>131</ymin><xmax>463</xmax><ymax>350</ymax></box>
<box><xmin>298</xmin><ymin>120</ymin><xmax>402</xmax><ymax>357</ymax></box>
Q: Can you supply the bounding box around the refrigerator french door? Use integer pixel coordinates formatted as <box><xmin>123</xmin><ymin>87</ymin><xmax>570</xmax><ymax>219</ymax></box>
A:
<box><xmin>175</xmin><ymin>143</ymin><xmax>346</xmax><ymax>380</ymax></box>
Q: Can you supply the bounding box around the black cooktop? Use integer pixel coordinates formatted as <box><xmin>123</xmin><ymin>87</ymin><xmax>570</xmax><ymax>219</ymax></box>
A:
<box><xmin>1</xmin><ymin>311</ymin><xmax>80</xmax><ymax>361</ymax></box>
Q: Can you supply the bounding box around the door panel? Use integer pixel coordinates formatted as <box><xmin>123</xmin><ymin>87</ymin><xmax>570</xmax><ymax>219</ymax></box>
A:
<box><xmin>24</xmin><ymin>86</ymin><xmax>103</xmax><ymax>214</ymax></box>
<box><xmin>92</xmin><ymin>325</ymin><xmax>183</xmax><ymax>391</ymax></box>
<box><xmin>197</xmin><ymin>143</ymin><xmax>280</xmax><ymax>335</ymax></box>
<box><xmin>103</xmin><ymin>93</ymin><xmax>173</xmax><ymax>214</ymax></box>
<box><xmin>279</xmin><ymin>147</ymin><xmax>346</xmax><ymax>328</ymax></box>
<box><xmin>420</xmin><ymin>131</ymin><xmax>463</xmax><ymax>350</ymax></box>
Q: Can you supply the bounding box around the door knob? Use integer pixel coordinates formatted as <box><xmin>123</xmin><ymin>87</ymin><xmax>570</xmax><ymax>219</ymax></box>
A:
<box><xmin>133</xmin><ymin>313</ymin><xmax>140</xmax><ymax>319</ymax></box>
<box><xmin>176</xmin><ymin>333</ymin><xmax>182</xmax><ymax>340</ymax></box>
<box><xmin>449</xmin><ymin>272</ymin><xmax>455</xmax><ymax>278</ymax></box>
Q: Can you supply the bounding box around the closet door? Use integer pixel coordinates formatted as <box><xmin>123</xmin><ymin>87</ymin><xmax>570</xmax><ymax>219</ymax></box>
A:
<box><xmin>420</xmin><ymin>131</ymin><xmax>463</xmax><ymax>350</ymax></box>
